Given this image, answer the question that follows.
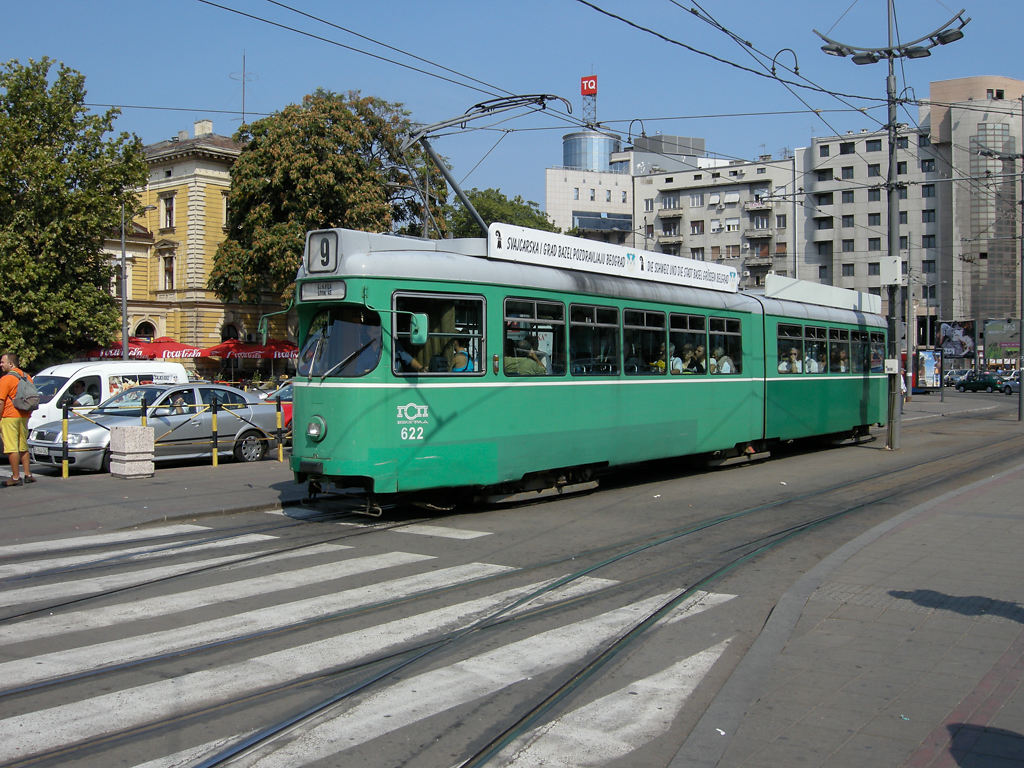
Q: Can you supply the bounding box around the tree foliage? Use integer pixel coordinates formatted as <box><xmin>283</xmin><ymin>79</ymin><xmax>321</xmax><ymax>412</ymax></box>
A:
<box><xmin>0</xmin><ymin>58</ymin><xmax>146</xmax><ymax>368</ymax></box>
<box><xmin>209</xmin><ymin>90</ymin><xmax>447</xmax><ymax>304</ymax></box>
<box><xmin>447</xmin><ymin>188</ymin><xmax>558</xmax><ymax>238</ymax></box>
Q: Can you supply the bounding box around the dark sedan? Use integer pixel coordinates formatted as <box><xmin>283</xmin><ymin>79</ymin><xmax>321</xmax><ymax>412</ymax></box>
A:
<box><xmin>956</xmin><ymin>371</ymin><xmax>1004</xmax><ymax>393</ymax></box>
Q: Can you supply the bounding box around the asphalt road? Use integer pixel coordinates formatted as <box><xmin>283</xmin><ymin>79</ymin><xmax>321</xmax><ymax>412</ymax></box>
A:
<box><xmin>0</xmin><ymin>389</ymin><xmax>1021</xmax><ymax>767</ymax></box>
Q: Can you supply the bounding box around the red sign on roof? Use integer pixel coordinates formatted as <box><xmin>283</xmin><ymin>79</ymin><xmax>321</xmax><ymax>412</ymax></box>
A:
<box><xmin>580</xmin><ymin>75</ymin><xmax>597</xmax><ymax>96</ymax></box>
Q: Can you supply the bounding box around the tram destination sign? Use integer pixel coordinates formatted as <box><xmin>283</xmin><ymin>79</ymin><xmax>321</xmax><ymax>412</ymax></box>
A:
<box><xmin>487</xmin><ymin>224</ymin><xmax>739</xmax><ymax>293</ymax></box>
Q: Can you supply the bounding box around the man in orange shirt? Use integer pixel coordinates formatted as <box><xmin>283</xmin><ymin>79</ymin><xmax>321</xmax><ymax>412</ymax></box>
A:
<box><xmin>0</xmin><ymin>352</ymin><xmax>35</xmax><ymax>486</ymax></box>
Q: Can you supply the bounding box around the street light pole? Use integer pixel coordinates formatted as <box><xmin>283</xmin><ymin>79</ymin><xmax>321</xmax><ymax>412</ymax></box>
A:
<box><xmin>815</xmin><ymin>2</ymin><xmax>969</xmax><ymax>450</ymax></box>
<box><xmin>120</xmin><ymin>201</ymin><xmax>129</xmax><ymax>361</ymax></box>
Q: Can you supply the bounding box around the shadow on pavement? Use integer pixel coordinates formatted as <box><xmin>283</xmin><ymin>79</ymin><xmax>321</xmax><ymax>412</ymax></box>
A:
<box><xmin>947</xmin><ymin>723</ymin><xmax>1024</xmax><ymax>765</ymax></box>
<box><xmin>889</xmin><ymin>589</ymin><xmax>1024</xmax><ymax>624</ymax></box>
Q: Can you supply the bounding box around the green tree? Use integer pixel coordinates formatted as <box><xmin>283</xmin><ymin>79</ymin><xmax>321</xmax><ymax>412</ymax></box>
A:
<box><xmin>447</xmin><ymin>188</ymin><xmax>558</xmax><ymax>238</ymax></box>
<box><xmin>209</xmin><ymin>90</ymin><xmax>447</xmax><ymax>304</ymax></box>
<box><xmin>0</xmin><ymin>58</ymin><xmax>146</xmax><ymax>368</ymax></box>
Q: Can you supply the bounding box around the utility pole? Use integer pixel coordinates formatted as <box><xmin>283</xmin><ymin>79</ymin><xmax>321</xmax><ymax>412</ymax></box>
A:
<box><xmin>816</xmin><ymin>3</ymin><xmax>970</xmax><ymax>450</ymax></box>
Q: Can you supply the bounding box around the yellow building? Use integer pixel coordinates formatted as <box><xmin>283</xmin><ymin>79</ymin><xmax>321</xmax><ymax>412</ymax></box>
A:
<box><xmin>104</xmin><ymin>120</ymin><xmax>291</xmax><ymax>378</ymax></box>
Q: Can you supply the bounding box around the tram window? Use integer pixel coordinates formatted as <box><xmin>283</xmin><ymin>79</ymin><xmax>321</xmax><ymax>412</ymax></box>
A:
<box><xmin>569</xmin><ymin>304</ymin><xmax>619</xmax><ymax>376</ymax></box>
<box><xmin>804</xmin><ymin>326</ymin><xmax>827</xmax><ymax>373</ymax></box>
<box><xmin>393</xmin><ymin>294</ymin><xmax>484</xmax><ymax>375</ymax></box>
<box><xmin>777</xmin><ymin>323</ymin><xmax>803</xmax><ymax>374</ymax></box>
<box><xmin>297</xmin><ymin>306</ymin><xmax>382</xmax><ymax>378</ymax></box>
<box><xmin>870</xmin><ymin>332</ymin><xmax>885</xmax><ymax>372</ymax></box>
<box><xmin>709</xmin><ymin>317</ymin><xmax>742</xmax><ymax>375</ymax></box>
<box><xmin>669</xmin><ymin>313</ymin><xmax>707</xmax><ymax>375</ymax></box>
<box><xmin>504</xmin><ymin>298</ymin><xmax>566</xmax><ymax>376</ymax></box>
<box><xmin>829</xmin><ymin>328</ymin><xmax>851</xmax><ymax>373</ymax></box>
<box><xmin>623</xmin><ymin>309</ymin><xmax>666</xmax><ymax>375</ymax></box>
<box><xmin>851</xmin><ymin>331</ymin><xmax>871</xmax><ymax>371</ymax></box>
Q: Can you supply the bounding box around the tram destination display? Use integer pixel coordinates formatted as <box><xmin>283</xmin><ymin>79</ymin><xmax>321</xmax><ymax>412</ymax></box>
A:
<box><xmin>487</xmin><ymin>224</ymin><xmax>740</xmax><ymax>294</ymax></box>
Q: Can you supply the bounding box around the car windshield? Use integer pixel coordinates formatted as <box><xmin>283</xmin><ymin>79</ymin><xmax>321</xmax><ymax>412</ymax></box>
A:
<box><xmin>32</xmin><ymin>375</ymin><xmax>69</xmax><ymax>404</ymax></box>
<box><xmin>297</xmin><ymin>306</ymin><xmax>382</xmax><ymax>378</ymax></box>
<box><xmin>93</xmin><ymin>385</ymin><xmax>166</xmax><ymax>415</ymax></box>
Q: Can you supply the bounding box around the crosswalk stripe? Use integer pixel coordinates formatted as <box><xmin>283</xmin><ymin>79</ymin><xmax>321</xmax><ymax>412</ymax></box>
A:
<box><xmin>0</xmin><ymin>576</ymin><xmax>610</xmax><ymax>761</ymax></box>
<box><xmin>0</xmin><ymin>560</ymin><xmax>503</xmax><ymax>690</ymax></box>
<box><xmin>236</xmin><ymin>591</ymin><xmax>728</xmax><ymax>767</ymax></box>
<box><xmin>391</xmin><ymin>524</ymin><xmax>491</xmax><ymax>540</ymax></box>
<box><xmin>128</xmin><ymin>733</ymin><xmax>257</xmax><ymax>768</ymax></box>
<box><xmin>0</xmin><ymin>553</ymin><xmax>268</xmax><ymax>610</ymax></box>
<box><xmin>486</xmin><ymin>639</ymin><xmax>732</xmax><ymax>766</ymax></box>
<box><xmin>0</xmin><ymin>533</ymin><xmax>278</xmax><ymax>579</ymax></box>
<box><xmin>0</xmin><ymin>525</ymin><xmax>210</xmax><ymax>558</ymax></box>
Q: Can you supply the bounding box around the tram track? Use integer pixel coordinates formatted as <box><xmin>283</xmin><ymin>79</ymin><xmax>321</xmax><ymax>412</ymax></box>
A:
<box><xmin>3</xmin><ymin>422</ymin><xmax>1022</xmax><ymax>768</ymax></box>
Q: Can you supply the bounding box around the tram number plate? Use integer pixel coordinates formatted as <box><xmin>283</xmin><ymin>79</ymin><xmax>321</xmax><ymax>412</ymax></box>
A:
<box><xmin>401</xmin><ymin>427</ymin><xmax>424</xmax><ymax>441</ymax></box>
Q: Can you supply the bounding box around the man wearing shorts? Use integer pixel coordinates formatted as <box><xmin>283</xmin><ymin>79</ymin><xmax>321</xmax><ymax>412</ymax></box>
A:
<box><xmin>0</xmin><ymin>352</ymin><xmax>35</xmax><ymax>486</ymax></box>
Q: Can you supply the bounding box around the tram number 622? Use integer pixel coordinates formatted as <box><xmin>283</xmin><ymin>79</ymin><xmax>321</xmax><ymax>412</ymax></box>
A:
<box><xmin>401</xmin><ymin>427</ymin><xmax>424</xmax><ymax>441</ymax></box>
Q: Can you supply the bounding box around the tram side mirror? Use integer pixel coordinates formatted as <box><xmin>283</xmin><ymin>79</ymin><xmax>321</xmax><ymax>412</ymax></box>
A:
<box><xmin>409</xmin><ymin>314</ymin><xmax>428</xmax><ymax>346</ymax></box>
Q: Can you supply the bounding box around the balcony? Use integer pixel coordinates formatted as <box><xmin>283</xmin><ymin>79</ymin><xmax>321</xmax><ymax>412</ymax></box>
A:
<box><xmin>743</xmin><ymin>227</ymin><xmax>773</xmax><ymax>240</ymax></box>
<box><xmin>655</xmin><ymin>208</ymin><xmax>682</xmax><ymax>219</ymax></box>
<box><xmin>657</xmin><ymin>233</ymin><xmax>685</xmax><ymax>245</ymax></box>
<box><xmin>743</xmin><ymin>199</ymin><xmax>772</xmax><ymax>211</ymax></box>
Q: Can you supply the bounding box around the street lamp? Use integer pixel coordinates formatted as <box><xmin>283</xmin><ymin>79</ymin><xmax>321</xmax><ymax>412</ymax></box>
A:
<box><xmin>120</xmin><ymin>202</ymin><xmax>156</xmax><ymax>360</ymax></box>
<box><xmin>815</xmin><ymin>3</ymin><xmax>969</xmax><ymax>450</ymax></box>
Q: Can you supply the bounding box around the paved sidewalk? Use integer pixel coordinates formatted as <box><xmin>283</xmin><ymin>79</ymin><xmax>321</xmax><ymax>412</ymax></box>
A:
<box><xmin>675</xmin><ymin>461</ymin><xmax>1024</xmax><ymax>768</ymax></box>
<box><xmin>0</xmin><ymin>458</ymin><xmax>304</xmax><ymax>542</ymax></box>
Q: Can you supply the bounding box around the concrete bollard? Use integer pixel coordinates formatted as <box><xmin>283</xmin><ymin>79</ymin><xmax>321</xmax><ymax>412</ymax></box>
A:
<box><xmin>110</xmin><ymin>425</ymin><xmax>155</xmax><ymax>479</ymax></box>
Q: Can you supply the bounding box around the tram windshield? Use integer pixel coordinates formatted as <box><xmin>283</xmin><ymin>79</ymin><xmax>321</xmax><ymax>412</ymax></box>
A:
<box><xmin>297</xmin><ymin>307</ymin><xmax>382</xmax><ymax>378</ymax></box>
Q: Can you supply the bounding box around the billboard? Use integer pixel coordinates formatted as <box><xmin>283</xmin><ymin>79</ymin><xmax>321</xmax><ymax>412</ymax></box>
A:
<box><xmin>916</xmin><ymin>349</ymin><xmax>942</xmax><ymax>390</ymax></box>
<box><xmin>938</xmin><ymin>320</ymin><xmax>976</xmax><ymax>360</ymax></box>
<box><xmin>983</xmin><ymin>318</ymin><xmax>1021</xmax><ymax>362</ymax></box>
<box><xmin>580</xmin><ymin>75</ymin><xmax>597</xmax><ymax>96</ymax></box>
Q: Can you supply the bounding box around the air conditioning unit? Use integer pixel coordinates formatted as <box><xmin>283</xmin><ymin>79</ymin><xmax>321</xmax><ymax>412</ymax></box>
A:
<box><xmin>742</xmin><ymin>270</ymin><xmax>751</xmax><ymax>277</ymax></box>
<box><xmin>742</xmin><ymin>242</ymin><xmax>750</xmax><ymax>249</ymax></box>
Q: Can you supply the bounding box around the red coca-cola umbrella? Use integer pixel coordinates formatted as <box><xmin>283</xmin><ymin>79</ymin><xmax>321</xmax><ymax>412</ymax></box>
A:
<box><xmin>86</xmin><ymin>337</ymin><xmax>155</xmax><ymax>359</ymax></box>
<box><xmin>146</xmin><ymin>337</ymin><xmax>208</xmax><ymax>359</ymax></box>
<box><xmin>202</xmin><ymin>339</ymin><xmax>297</xmax><ymax>359</ymax></box>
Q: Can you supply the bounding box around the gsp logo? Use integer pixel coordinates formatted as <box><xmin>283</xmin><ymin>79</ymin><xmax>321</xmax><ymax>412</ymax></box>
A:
<box><xmin>396</xmin><ymin>403</ymin><xmax>429</xmax><ymax>423</ymax></box>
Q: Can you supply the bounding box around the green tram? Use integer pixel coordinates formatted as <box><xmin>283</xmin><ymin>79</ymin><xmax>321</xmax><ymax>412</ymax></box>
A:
<box><xmin>291</xmin><ymin>225</ymin><xmax>887</xmax><ymax>507</ymax></box>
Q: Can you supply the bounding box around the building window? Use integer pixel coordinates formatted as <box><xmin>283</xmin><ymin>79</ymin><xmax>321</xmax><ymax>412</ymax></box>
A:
<box><xmin>900</xmin><ymin>236</ymin><xmax>908</xmax><ymax>249</ymax></box>
<box><xmin>725</xmin><ymin>218</ymin><xmax>740</xmax><ymax>232</ymax></box>
<box><xmin>776</xmin><ymin>242</ymin><xmax>788</xmax><ymax>255</ymax></box>
<box><xmin>919</xmin><ymin>134</ymin><xmax>931</xmax><ymax>147</ymax></box>
<box><xmin>605</xmin><ymin>189</ymin><xmax>611</xmax><ymax>202</ymax></box>
<box><xmin>867</xmin><ymin>164</ymin><xmax>881</xmax><ymax>177</ymax></box>
<box><xmin>842</xmin><ymin>214</ymin><xmax>854</xmax><ymax>228</ymax></box>
<box><xmin>573</xmin><ymin>188</ymin><xmax>579</xmax><ymax>200</ymax></box>
<box><xmin>690</xmin><ymin>220</ymin><xmax>704</xmax><ymax>235</ymax></box>
<box><xmin>868</xmin><ymin>188</ymin><xmax>881</xmax><ymax>202</ymax></box>
<box><xmin>757</xmin><ymin>167</ymin><xmax>766</xmax><ymax>174</ymax></box>
<box><xmin>897</xmin><ymin>161</ymin><xmax>907</xmax><ymax>175</ymax></box>
<box><xmin>898</xmin><ymin>186</ymin><xmax>908</xmax><ymax>200</ymax></box>
<box><xmin>841</xmin><ymin>166</ymin><xmax>854</xmax><ymax>180</ymax></box>
<box><xmin>842</xmin><ymin>190</ymin><xmax>855</xmax><ymax>203</ymax></box>
<box><xmin>820</xmin><ymin>144</ymin><xmax>831</xmax><ymax>157</ymax></box>
<box><xmin>163</xmin><ymin>255</ymin><xmax>175</xmax><ymax>291</ymax></box>
<box><xmin>815</xmin><ymin>216</ymin><xmax>833</xmax><ymax>230</ymax></box>
<box><xmin>161</xmin><ymin>195</ymin><xmax>175</xmax><ymax>230</ymax></box>
<box><xmin>725</xmin><ymin>244</ymin><xmax>740</xmax><ymax>258</ymax></box>
<box><xmin>690</xmin><ymin>247</ymin><xmax>704</xmax><ymax>260</ymax></box>
<box><xmin>866</xmin><ymin>139</ymin><xmax>882</xmax><ymax>152</ymax></box>
<box><xmin>868</xmin><ymin>212</ymin><xmax>881</xmax><ymax>226</ymax></box>
<box><xmin>689</xmin><ymin>192</ymin><xmax>704</xmax><ymax>207</ymax></box>
<box><xmin>868</xmin><ymin>237</ymin><xmax>881</xmax><ymax>251</ymax></box>
<box><xmin>815</xmin><ymin>192</ymin><xmax>833</xmax><ymax>206</ymax></box>
<box><xmin>589</xmin><ymin>189</ymin><xmax>595</xmax><ymax>201</ymax></box>
<box><xmin>842</xmin><ymin>263</ymin><xmax>855</xmax><ymax>277</ymax></box>
<box><xmin>819</xmin><ymin>265</ymin><xmax>829</xmax><ymax>280</ymax></box>
<box><xmin>899</xmin><ymin>211</ymin><xmax>907</xmax><ymax>224</ymax></box>
<box><xmin>922</xmin><ymin>259</ymin><xmax>936</xmax><ymax>273</ymax></box>
<box><xmin>987</xmin><ymin>88</ymin><xmax>1005</xmax><ymax>100</ymax></box>
<box><xmin>816</xmin><ymin>169</ymin><xmax>833</xmax><ymax>182</ymax></box>
<box><xmin>922</xmin><ymin>209</ymin><xmax>935</xmax><ymax>223</ymax></box>
<box><xmin>922</xmin><ymin>234</ymin><xmax>936</xmax><ymax>249</ymax></box>
<box><xmin>897</xmin><ymin>136</ymin><xmax>909</xmax><ymax>149</ymax></box>
<box><xmin>921</xmin><ymin>158</ymin><xmax>935</xmax><ymax>172</ymax></box>
<box><xmin>842</xmin><ymin>239</ymin><xmax>855</xmax><ymax>253</ymax></box>
<box><xmin>868</xmin><ymin>262</ymin><xmax>880</xmax><ymax>276</ymax></box>
<box><xmin>621</xmin><ymin>190</ymin><xmax>627</xmax><ymax>203</ymax></box>
<box><xmin>922</xmin><ymin>184</ymin><xmax>935</xmax><ymax>198</ymax></box>
<box><xmin>776</xmin><ymin>214</ymin><xmax>787</xmax><ymax>229</ymax></box>
<box><xmin>711</xmin><ymin>245</ymin><xmax>721</xmax><ymax>259</ymax></box>
<box><xmin>644</xmin><ymin>198</ymin><xmax>654</xmax><ymax>212</ymax></box>
<box><xmin>752</xmin><ymin>214</ymin><xmax>770</xmax><ymax>229</ymax></box>
<box><xmin>840</xmin><ymin>142</ymin><xmax>855</xmax><ymax>155</ymax></box>
<box><xmin>817</xmin><ymin>241</ymin><xmax>833</xmax><ymax>257</ymax></box>
<box><xmin>662</xmin><ymin>194</ymin><xmax>679</xmax><ymax>209</ymax></box>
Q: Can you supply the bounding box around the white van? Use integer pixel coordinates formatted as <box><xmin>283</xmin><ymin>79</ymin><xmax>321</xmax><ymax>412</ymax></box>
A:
<box><xmin>29</xmin><ymin>361</ymin><xmax>190</xmax><ymax>429</ymax></box>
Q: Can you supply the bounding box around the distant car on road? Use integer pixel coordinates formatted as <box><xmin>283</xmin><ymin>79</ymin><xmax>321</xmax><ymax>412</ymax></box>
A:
<box><xmin>28</xmin><ymin>382</ymin><xmax>277</xmax><ymax>472</ymax></box>
<box><xmin>943</xmin><ymin>368</ymin><xmax>970</xmax><ymax>387</ymax></box>
<box><xmin>956</xmin><ymin>370</ymin><xmax>1004</xmax><ymax>393</ymax></box>
<box><xmin>1002</xmin><ymin>375</ymin><xmax>1020</xmax><ymax>396</ymax></box>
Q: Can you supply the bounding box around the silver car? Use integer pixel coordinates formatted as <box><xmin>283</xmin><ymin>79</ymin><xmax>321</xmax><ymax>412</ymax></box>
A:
<box><xmin>28</xmin><ymin>383</ymin><xmax>277</xmax><ymax>472</ymax></box>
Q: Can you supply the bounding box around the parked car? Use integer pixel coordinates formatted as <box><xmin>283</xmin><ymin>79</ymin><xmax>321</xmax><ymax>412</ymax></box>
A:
<box><xmin>956</xmin><ymin>370</ymin><xmax>1004</xmax><ymax>393</ymax></box>
<box><xmin>1003</xmin><ymin>376</ymin><xmax>1021</xmax><ymax>396</ymax></box>
<box><xmin>28</xmin><ymin>383</ymin><xmax>277</xmax><ymax>472</ymax></box>
<box><xmin>943</xmin><ymin>368</ymin><xmax>970</xmax><ymax>387</ymax></box>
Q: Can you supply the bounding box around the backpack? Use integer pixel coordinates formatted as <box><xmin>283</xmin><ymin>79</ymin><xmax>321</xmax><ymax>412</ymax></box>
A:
<box><xmin>9</xmin><ymin>371</ymin><xmax>40</xmax><ymax>412</ymax></box>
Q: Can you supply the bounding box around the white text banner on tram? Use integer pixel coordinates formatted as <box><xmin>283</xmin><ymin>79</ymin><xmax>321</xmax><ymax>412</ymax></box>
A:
<box><xmin>486</xmin><ymin>223</ymin><xmax>739</xmax><ymax>294</ymax></box>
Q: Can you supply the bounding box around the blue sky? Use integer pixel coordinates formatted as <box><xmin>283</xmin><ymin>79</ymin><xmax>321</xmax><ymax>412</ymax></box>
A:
<box><xmin>3</xmin><ymin>1</ymin><xmax>1019</xmax><ymax>207</ymax></box>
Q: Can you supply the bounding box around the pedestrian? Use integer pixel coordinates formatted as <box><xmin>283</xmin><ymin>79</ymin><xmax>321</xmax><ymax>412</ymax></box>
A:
<box><xmin>0</xmin><ymin>352</ymin><xmax>36</xmax><ymax>486</ymax></box>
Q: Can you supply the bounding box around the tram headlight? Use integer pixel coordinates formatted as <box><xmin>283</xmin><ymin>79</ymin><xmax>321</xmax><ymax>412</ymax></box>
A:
<box><xmin>306</xmin><ymin>415</ymin><xmax>327</xmax><ymax>442</ymax></box>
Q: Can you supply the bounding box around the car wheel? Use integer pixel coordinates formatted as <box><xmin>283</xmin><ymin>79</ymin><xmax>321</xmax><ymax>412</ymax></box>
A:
<box><xmin>1005</xmin><ymin>386</ymin><xmax>1013</xmax><ymax>395</ymax></box>
<box><xmin>233</xmin><ymin>431</ymin><xmax>267</xmax><ymax>462</ymax></box>
<box><xmin>100</xmin><ymin>449</ymin><xmax>111</xmax><ymax>473</ymax></box>
<box><xmin>956</xmin><ymin>385</ymin><xmax>964</xmax><ymax>392</ymax></box>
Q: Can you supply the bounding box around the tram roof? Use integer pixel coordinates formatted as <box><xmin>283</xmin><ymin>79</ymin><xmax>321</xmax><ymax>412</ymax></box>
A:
<box><xmin>301</xmin><ymin>228</ymin><xmax>885</xmax><ymax>329</ymax></box>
